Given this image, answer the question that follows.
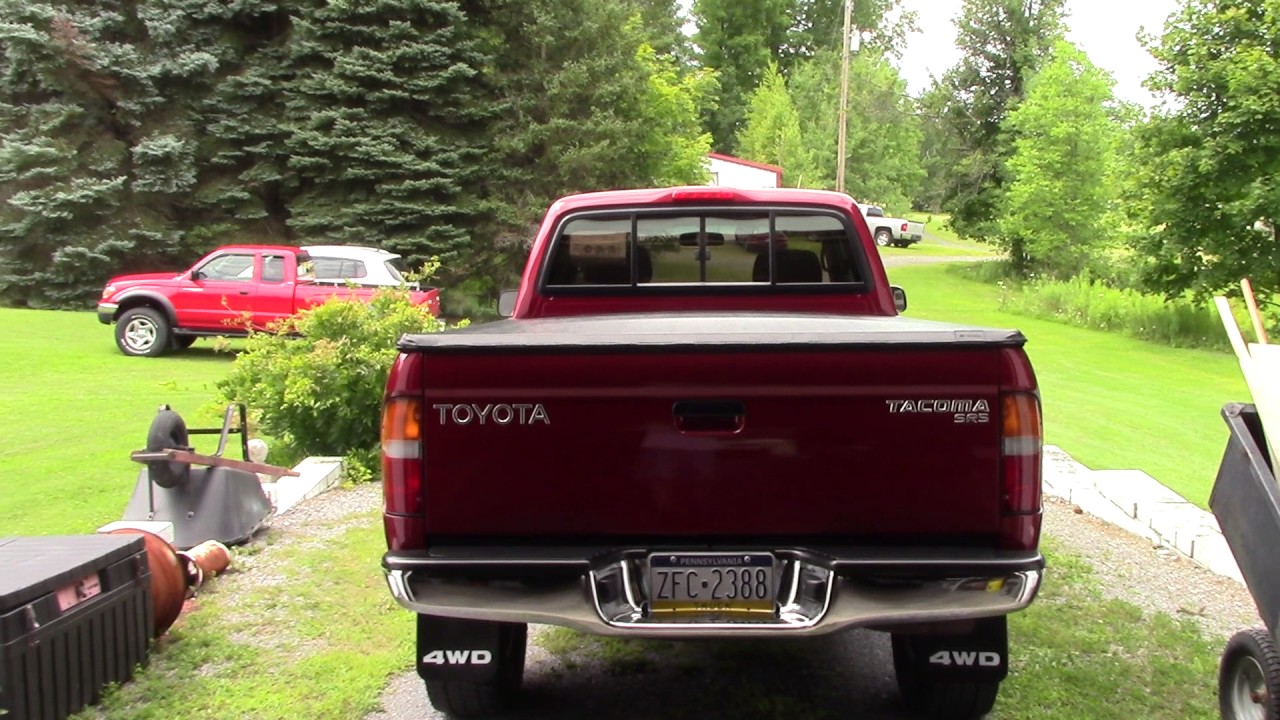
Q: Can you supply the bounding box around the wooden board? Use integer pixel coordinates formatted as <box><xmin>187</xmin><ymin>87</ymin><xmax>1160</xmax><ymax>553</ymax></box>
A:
<box><xmin>1217</xmin><ymin>295</ymin><xmax>1280</xmax><ymax>466</ymax></box>
<box><xmin>130</xmin><ymin>449</ymin><xmax>300</xmax><ymax>478</ymax></box>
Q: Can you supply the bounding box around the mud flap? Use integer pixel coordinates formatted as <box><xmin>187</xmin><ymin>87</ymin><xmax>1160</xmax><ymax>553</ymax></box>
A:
<box><xmin>416</xmin><ymin>614</ymin><xmax>516</xmax><ymax>683</ymax></box>
<box><xmin>908</xmin><ymin>616</ymin><xmax>1008</xmax><ymax>683</ymax></box>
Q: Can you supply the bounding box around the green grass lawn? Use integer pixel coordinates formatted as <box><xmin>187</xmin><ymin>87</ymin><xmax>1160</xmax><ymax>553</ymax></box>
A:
<box><xmin>0</xmin><ymin>308</ymin><xmax>237</xmax><ymax>536</ymax></box>
<box><xmin>903</xmin><ymin>211</ymin><xmax>998</xmax><ymax>253</ymax></box>
<box><xmin>890</xmin><ymin>264</ymin><xmax>1247</xmax><ymax>506</ymax></box>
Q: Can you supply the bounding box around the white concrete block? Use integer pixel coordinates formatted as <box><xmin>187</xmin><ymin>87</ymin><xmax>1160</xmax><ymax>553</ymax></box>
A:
<box><xmin>1146</xmin><ymin>502</ymin><xmax>1213</xmax><ymax>540</ymax></box>
<box><xmin>1092</xmin><ymin>469</ymin><xmax>1187</xmax><ymax>519</ymax></box>
<box><xmin>1042</xmin><ymin>446</ymin><xmax>1095</xmax><ymax>499</ymax></box>
<box><xmin>273</xmin><ymin>456</ymin><xmax>344</xmax><ymax>515</ymax></box>
<box><xmin>1189</xmin><ymin>532</ymin><xmax>1246</xmax><ymax>584</ymax></box>
<box><xmin>1064</xmin><ymin>486</ymin><xmax>1162</xmax><ymax>544</ymax></box>
<box><xmin>97</xmin><ymin>520</ymin><xmax>175</xmax><ymax>544</ymax></box>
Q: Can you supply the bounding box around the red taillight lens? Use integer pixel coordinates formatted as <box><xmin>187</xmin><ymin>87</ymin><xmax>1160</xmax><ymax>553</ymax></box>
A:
<box><xmin>901</xmin><ymin>222</ymin><xmax>908</xmax><ymax>232</ymax></box>
<box><xmin>999</xmin><ymin>392</ymin><xmax>1043</xmax><ymax>550</ymax></box>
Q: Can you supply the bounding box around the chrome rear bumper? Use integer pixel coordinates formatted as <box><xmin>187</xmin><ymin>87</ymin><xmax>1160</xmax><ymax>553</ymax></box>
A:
<box><xmin>384</xmin><ymin>548</ymin><xmax>1042</xmax><ymax>638</ymax></box>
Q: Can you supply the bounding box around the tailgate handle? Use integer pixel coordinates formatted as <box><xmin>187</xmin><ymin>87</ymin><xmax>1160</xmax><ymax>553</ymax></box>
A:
<box><xmin>672</xmin><ymin>400</ymin><xmax>746</xmax><ymax>435</ymax></box>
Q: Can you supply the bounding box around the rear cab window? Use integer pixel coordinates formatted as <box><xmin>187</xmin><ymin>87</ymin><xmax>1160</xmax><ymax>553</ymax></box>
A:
<box><xmin>541</xmin><ymin>208</ymin><xmax>868</xmax><ymax>291</ymax></box>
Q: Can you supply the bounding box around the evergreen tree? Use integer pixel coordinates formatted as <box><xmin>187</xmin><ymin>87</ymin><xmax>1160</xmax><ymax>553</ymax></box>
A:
<box><xmin>633</xmin><ymin>0</ymin><xmax>694</xmax><ymax>64</ymax></box>
<box><xmin>194</xmin><ymin>2</ymin><xmax>294</xmax><ymax>238</ymax></box>
<box><xmin>789</xmin><ymin>0</ymin><xmax>915</xmax><ymax>63</ymax></box>
<box><xmin>788</xmin><ymin>49</ymin><xmax>924</xmax><ymax>208</ymax></box>
<box><xmin>283</xmin><ymin>0</ymin><xmax>494</xmax><ymax>271</ymax></box>
<box><xmin>0</xmin><ymin>0</ymin><xmax>223</xmax><ymax>307</ymax></box>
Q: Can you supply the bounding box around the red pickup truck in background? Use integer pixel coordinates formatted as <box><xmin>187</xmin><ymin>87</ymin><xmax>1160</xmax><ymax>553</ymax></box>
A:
<box><xmin>380</xmin><ymin>187</ymin><xmax>1043</xmax><ymax>719</ymax></box>
<box><xmin>98</xmin><ymin>245</ymin><xmax>439</xmax><ymax>357</ymax></box>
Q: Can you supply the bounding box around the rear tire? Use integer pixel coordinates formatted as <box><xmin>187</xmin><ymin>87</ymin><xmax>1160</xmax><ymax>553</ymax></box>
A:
<box><xmin>875</xmin><ymin>229</ymin><xmax>893</xmax><ymax>247</ymax></box>
<box><xmin>1219</xmin><ymin>627</ymin><xmax>1280</xmax><ymax>720</ymax></box>
<box><xmin>424</xmin><ymin>622</ymin><xmax>527</xmax><ymax>718</ymax></box>
<box><xmin>146</xmin><ymin>408</ymin><xmax>191</xmax><ymax>489</ymax></box>
<box><xmin>892</xmin><ymin>633</ymin><xmax>1000</xmax><ymax>719</ymax></box>
<box><xmin>115</xmin><ymin>307</ymin><xmax>171</xmax><ymax>357</ymax></box>
<box><xmin>172</xmin><ymin>335</ymin><xmax>197</xmax><ymax>350</ymax></box>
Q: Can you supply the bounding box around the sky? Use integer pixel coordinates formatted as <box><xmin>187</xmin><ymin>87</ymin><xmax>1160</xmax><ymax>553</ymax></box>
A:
<box><xmin>895</xmin><ymin>0</ymin><xmax>1181</xmax><ymax>106</ymax></box>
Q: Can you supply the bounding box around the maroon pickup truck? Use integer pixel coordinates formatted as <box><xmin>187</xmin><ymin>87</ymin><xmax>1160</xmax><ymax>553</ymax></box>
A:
<box><xmin>380</xmin><ymin>187</ymin><xmax>1043</xmax><ymax>719</ymax></box>
<box><xmin>97</xmin><ymin>245</ymin><xmax>439</xmax><ymax>357</ymax></box>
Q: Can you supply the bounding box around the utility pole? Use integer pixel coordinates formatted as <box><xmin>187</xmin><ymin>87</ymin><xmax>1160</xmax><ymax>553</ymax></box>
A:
<box><xmin>835</xmin><ymin>0</ymin><xmax>853</xmax><ymax>193</ymax></box>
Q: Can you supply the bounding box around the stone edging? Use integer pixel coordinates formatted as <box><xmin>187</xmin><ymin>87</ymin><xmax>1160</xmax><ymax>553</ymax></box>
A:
<box><xmin>1042</xmin><ymin>445</ymin><xmax>1243</xmax><ymax>584</ymax></box>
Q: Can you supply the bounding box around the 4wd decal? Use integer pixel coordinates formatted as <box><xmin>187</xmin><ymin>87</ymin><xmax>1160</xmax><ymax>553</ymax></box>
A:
<box><xmin>928</xmin><ymin>650</ymin><xmax>1002</xmax><ymax>667</ymax></box>
<box><xmin>422</xmin><ymin>650</ymin><xmax>493</xmax><ymax>665</ymax></box>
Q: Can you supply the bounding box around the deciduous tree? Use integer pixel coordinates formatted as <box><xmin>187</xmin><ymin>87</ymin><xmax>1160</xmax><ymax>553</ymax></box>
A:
<box><xmin>1130</xmin><ymin>0</ymin><xmax>1280</xmax><ymax>300</ymax></box>
<box><xmin>1000</xmin><ymin>41</ymin><xmax>1119</xmax><ymax>278</ymax></box>
<box><xmin>939</xmin><ymin>0</ymin><xmax>1065</xmax><ymax>246</ymax></box>
<box><xmin>736</xmin><ymin>64</ymin><xmax>817</xmax><ymax>187</ymax></box>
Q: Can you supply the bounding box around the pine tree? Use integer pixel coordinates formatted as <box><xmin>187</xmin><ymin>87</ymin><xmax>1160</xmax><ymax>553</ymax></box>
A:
<box><xmin>283</xmin><ymin>0</ymin><xmax>494</xmax><ymax>271</ymax></box>
<box><xmin>0</xmin><ymin>0</ymin><xmax>219</xmax><ymax>307</ymax></box>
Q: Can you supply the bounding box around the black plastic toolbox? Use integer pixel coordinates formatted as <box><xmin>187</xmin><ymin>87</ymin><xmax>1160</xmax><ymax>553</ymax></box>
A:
<box><xmin>1209</xmin><ymin>403</ymin><xmax>1280</xmax><ymax>637</ymax></box>
<box><xmin>0</xmin><ymin>534</ymin><xmax>153</xmax><ymax>720</ymax></box>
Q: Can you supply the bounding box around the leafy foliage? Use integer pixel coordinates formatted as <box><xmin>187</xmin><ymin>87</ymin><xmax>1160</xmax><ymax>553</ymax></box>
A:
<box><xmin>999</xmin><ymin>275</ymin><xmax>1230</xmax><ymax>351</ymax></box>
<box><xmin>1000</xmin><ymin>41</ymin><xmax>1120</xmax><ymax>278</ymax></box>
<box><xmin>1129</xmin><ymin>0</ymin><xmax>1280</xmax><ymax>300</ymax></box>
<box><xmin>932</xmin><ymin>0</ymin><xmax>1065</xmax><ymax>243</ymax></box>
<box><xmin>691</xmin><ymin>0</ymin><xmax>792</xmax><ymax>151</ymax></box>
<box><xmin>216</xmin><ymin>282</ymin><xmax>458</xmax><ymax>477</ymax></box>
<box><xmin>735</xmin><ymin>64</ymin><xmax>816</xmax><ymax>187</ymax></box>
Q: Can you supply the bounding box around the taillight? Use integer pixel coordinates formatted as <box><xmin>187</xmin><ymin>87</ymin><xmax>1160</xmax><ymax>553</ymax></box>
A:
<box><xmin>382</xmin><ymin>353</ymin><xmax>426</xmax><ymax>550</ymax></box>
<box><xmin>999</xmin><ymin>391</ymin><xmax>1043</xmax><ymax>550</ymax></box>
<box><xmin>900</xmin><ymin>222</ymin><xmax>908</xmax><ymax>232</ymax></box>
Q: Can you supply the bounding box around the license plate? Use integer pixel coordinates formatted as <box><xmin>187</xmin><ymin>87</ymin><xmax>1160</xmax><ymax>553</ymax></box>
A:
<box><xmin>648</xmin><ymin>553</ymin><xmax>774</xmax><ymax>614</ymax></box>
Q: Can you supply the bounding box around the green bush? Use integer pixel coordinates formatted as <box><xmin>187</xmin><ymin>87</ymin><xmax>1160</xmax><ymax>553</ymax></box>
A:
<box><xmin>999</xmin><ymin>276</ymin><xmax>1230</xmax><ymax>351</ymax></box>
<box><xmin>216</xmin><ymin>288</ymin><xmax>463</xmax><ymax>479</ymax></box>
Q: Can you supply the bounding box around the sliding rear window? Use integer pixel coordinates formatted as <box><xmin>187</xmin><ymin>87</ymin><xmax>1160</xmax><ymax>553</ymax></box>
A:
<box><xmin>542</xmin><ymin>209</ymin><xmax>867</xmax><ymax>289</ymax></box>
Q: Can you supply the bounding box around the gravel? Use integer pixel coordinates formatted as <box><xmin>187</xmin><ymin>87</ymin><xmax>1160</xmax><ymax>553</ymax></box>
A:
<box><xmin>1042</xmin><ymin>495</ymin><xmax>1260</xmax><ymax>640</ymax></box>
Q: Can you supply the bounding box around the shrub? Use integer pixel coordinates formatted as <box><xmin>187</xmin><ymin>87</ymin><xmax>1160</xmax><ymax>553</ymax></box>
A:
<box><xmin>216</xmin><ymin>287</ymin><xmax>463</xmax><ymax>479</ymax></box>
<box><xmin>1001</xmin><ymin>276</ymin><xmax>1231</xmax><ymax>351</ymax></box>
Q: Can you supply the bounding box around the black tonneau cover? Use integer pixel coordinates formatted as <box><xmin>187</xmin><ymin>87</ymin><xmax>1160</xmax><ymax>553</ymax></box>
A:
<box><xmin>398</xmin><ymin>312</ymin><xmax>1025</xmax><ymax>354</ymax></box>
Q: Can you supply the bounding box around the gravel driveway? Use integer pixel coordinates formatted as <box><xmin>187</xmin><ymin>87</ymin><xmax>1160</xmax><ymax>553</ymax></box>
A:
<box><xmin>362</xmin><ymin>496</ymin><xmax>1261</xmax><ymax>720</ymax></box>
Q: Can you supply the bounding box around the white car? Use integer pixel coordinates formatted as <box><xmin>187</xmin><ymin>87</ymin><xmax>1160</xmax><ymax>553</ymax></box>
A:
<box><xmin>301</xmin><ymin>245</ymin><xmax>420</xmax><ymax>288</ymax></box>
